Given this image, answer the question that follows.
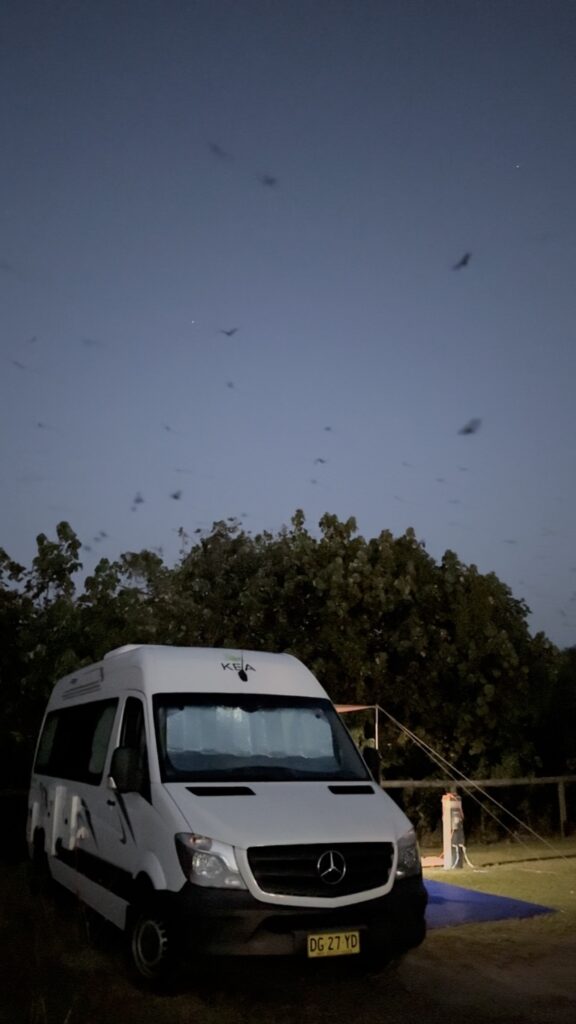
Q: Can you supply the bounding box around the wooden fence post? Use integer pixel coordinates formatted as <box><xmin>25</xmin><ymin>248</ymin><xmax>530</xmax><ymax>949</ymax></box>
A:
<box><xmin>558</xmin><ymin>780</ymin><xmax>567</xmax><ymax>839</ymax></box>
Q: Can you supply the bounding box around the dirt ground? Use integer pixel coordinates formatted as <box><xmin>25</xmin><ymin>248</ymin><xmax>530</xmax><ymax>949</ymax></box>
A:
<box><xmin>1</xmin><ymin>859</ymin><xmax>575</xmax><ymax>1024</ymax></box>
<box><xmin>398</xmin><ymin>928</ymin><xmax>576</xmax><ymax>1024</ymax></box>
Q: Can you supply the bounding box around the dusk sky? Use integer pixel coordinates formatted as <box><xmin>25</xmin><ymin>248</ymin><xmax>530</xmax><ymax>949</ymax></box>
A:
<box><xmin>2</xmin><ymin>0</ymin><xmax>576</xmax><ymax>646</ymax></box>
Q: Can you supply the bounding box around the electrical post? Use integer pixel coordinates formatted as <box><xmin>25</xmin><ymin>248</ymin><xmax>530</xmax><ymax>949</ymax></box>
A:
<box><xmin>442</xmin><ymin>790</ymin><xmax>470</xmax><ymax>869</ymax></box>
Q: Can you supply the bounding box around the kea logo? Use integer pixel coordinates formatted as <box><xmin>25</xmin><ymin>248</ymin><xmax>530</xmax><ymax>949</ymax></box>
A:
<box><xmin>221</xmin><ymin>655</ymin><xmax>255</xmax><ymax>672</ymax></box>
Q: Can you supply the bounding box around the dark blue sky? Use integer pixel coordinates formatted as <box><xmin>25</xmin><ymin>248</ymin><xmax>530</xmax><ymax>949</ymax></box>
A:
<box><xmin>2</xmin><ymin>0</ymin><xmax>576</xmax><ymax>645</ymax></box>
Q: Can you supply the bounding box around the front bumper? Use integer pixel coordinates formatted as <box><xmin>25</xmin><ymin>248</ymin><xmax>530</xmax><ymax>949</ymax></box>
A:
<box><xmin>164</xmin><ymin>874</ymin><xmax>428</xmax><ymax>958</ymax></box>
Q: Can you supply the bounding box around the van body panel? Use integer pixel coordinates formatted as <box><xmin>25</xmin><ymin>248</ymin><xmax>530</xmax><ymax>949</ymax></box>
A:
<box><xmin>51</xmin><ymin>856</ymin><xmax>128</xmax><ymax>930</ymax></box>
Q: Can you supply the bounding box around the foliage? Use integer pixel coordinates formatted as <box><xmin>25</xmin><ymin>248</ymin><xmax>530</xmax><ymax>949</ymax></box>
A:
<box><xmin>0</xmin><ymin>513</ymin><xmax>573</xmax><ymax>787</ymax></box>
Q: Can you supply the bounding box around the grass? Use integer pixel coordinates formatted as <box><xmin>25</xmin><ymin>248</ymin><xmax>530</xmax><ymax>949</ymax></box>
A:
<box><xmin>431</xmin><ymin>834</ymin><xmax>576</xmax><ymax>866</ymax></box>
<box><xmin>419</xmin><ymin>837</ymin><xmax>576</xmax><ymax>964</ymax></box>
<box><xmin>422</xmin><ymin>836</ymin><xmax>576</xmax><ymax>903</ymax></box>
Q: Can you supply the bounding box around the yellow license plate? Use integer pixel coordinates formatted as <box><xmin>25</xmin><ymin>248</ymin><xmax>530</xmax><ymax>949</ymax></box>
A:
<box><xmin>307</xmin><ymin>930</ymin><xmax>360</xmax><ymax>958</ymax></box>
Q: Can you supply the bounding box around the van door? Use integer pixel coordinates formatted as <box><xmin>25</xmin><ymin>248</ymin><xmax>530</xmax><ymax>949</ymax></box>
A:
<box><xmin>81</xmin><ymin>695</ymin><xmax>151</xmax><ymax>909</ymax></box>
<box><xmin>98</xmin><ymin>694</ymin><xmax>174</xmax><ymax>908</ymax></box>
<box><xmin>106</xmin><ymin>694</ymin><xmax>152</xmax><ymax>845</ymax></box>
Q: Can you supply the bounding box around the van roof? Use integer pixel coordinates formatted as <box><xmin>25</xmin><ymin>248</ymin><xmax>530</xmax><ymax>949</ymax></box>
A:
<box><xmin>46</xmin><ymin>645</ymin><xmax>327</xmax><ymax>707</ymax></box>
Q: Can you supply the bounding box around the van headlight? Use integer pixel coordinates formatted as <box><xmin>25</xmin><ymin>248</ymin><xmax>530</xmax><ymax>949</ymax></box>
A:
<box><xmin>395</xmin><ymin>829</ymin><xmax>421</xmax><ymax>878</ymax></box>
<box><xmin>175</xmin><ymin>833</ymin><xmax>247</xmax><ymax>889</ymax></box>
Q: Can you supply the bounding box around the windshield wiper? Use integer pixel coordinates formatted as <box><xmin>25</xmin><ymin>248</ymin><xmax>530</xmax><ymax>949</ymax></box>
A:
<box><xmin>191</xmin><ymin>765</ymin><xmax>296</xmax><ymax>781</ymax></box>
<box><xmin>169</xmin><ymin>765</ymin><xmax>369</xmax><ymax>783</ymax></box>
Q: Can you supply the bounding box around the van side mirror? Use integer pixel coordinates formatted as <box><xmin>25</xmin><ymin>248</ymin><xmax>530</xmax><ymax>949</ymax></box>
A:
<box><xmin>109</xmin><ymin>746</ymin><xmax>143</xmax><ymax>794</ymax></box>
<box><xmin>362</xmin><ymin>745</ymin><xmax>381</xmax><ymax>783</ymax></box>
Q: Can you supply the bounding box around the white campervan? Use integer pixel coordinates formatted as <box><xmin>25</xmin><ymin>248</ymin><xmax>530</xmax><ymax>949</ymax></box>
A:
<box><xmin>27</xmin><ymin>645</ymin><xmax>427</xmax><ymax>984</ymax></box>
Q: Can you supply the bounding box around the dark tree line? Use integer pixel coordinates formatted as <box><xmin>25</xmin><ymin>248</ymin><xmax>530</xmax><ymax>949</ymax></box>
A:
<box><xmin>1</xmin><ymin>513</ymin><xmax>574</xmax><ymax>788</ymax></box>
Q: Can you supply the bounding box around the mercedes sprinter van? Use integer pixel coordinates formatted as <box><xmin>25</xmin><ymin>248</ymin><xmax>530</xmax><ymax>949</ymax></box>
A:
<box><xmin>27</xmin><ymin>645</ymin><xmax>427</xmax><ymax>984</ymax></box>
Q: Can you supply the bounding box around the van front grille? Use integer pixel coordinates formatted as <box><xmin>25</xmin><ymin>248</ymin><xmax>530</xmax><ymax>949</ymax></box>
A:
<box><xmin>247</xmin><ymin>842</ymin><xmax>394</xmax><ymax>897</ymax></box>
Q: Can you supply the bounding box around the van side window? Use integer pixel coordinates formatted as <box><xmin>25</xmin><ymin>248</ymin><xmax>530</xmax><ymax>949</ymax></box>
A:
<box><xmin>120</xmin><ymin>696</ymin><xmax>150</xmax><ymax>800</ymax></box>
<box><xmin>34</xmin><ymin>699</ymin><xmax>118</xmax><ymax>785</ymax></box>
<box><xmin>88</xmin><ymin>703</ymin><xmax>117</xmax><ymax>776</ymax></box>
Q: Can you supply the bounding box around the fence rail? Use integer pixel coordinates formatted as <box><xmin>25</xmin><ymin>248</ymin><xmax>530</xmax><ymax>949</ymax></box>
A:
<box><xmin>380</xmin><ymin>775</ymin><xmax>576</xmax><ymax>838</ymax></box>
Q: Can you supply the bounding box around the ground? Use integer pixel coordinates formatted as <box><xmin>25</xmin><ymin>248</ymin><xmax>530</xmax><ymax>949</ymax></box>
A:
<box><xmin>1</xmin><ymin>844</ymin><xmax>575</xmax><ymax>1024</ymax></box>
<box><xmin>398</xmin><ymin>927</ymin><xmax>576</xmax><ymax>1024</ymax></box>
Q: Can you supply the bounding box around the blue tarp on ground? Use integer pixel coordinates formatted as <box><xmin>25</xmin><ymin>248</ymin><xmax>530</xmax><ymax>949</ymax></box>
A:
<box><xmin>425</xmin><ymin>879</ymin><xmax>553</xmax><ymax>929</ymax></box>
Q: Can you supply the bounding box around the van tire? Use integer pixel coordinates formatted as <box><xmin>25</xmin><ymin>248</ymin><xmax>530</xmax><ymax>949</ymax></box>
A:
<box><xmin>126</xmin><ymin>899</ymin><xmax>183</xmax><ymax>990</ymax></box>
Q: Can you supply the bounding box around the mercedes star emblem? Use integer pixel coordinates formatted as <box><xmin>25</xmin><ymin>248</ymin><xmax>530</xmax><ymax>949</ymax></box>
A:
<box><xmin>317</xmin><ymin>849</ymin><xmax>347</xmax><ymax>886</ymax></box>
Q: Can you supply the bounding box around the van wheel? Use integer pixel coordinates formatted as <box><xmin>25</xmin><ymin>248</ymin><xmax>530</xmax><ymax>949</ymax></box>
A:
<box><xmin>127</xmin><ymin>900</ymin><xmax>182</xmax><ymax>990</ymax></box>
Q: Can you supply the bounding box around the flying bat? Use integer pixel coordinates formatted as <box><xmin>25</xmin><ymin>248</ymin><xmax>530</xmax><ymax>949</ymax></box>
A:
<box><xmin>453</xmin><ymin>252</ymin><xmax>471</xmax><ymax>270</ymax></box>
<box><xmin>81</xmin><ymin>337</ymin><xmax>105</xmax><ymax>347</ymax></box>
<box><xmin>0</xmin><ymin>259</ymin><xmax>22</xmax><ymax>277</ymax></box>
<box><xmin>220</xmin><ymin>328</ymin><xmax>238</xmax><ymax>337</ymax></box>
<box><xmin>458</xmin><ymin>418</ymin><xmax>482</xmax><ymax>435</ymax></box>
<box><xmin>259</xmin><ymin>174</ymin><xmax>278</xmax><ymax>187</ymax></box>
<box><xmin>208</xmin><ymin>142</ymin><xmax>232</xmax><ymax>160</ymax></box>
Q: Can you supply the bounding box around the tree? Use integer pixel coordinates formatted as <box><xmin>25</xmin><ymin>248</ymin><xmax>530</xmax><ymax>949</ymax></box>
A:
<box><xmin>532</xmin><ymin>643</ymin><xmax>576</xmax><ymax>773</ymax></box>
<box><xmin>0</xmin><ymin>513</ymin><xmax>564</xmax><ymax>787</ymax></box>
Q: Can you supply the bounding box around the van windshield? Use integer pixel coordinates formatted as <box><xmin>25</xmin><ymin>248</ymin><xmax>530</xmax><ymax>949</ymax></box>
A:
<box><xmin>153</xmin><ymin>693</ymin><xmax>370</xmax><ymax>783</ymax></box>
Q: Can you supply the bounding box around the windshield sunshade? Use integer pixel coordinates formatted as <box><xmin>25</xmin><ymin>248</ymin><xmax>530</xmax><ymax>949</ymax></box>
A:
<box><xmin>153</xmin><ymin>693</ymin><xmax>369</xmax><ymax>783</ymax></box>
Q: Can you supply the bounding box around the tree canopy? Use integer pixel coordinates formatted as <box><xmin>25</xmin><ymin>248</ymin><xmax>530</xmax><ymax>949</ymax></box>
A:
<box><xmin>0</xmin><ymin>513</ymin><xmax>572</xmax><ymax>787</ymax></box>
